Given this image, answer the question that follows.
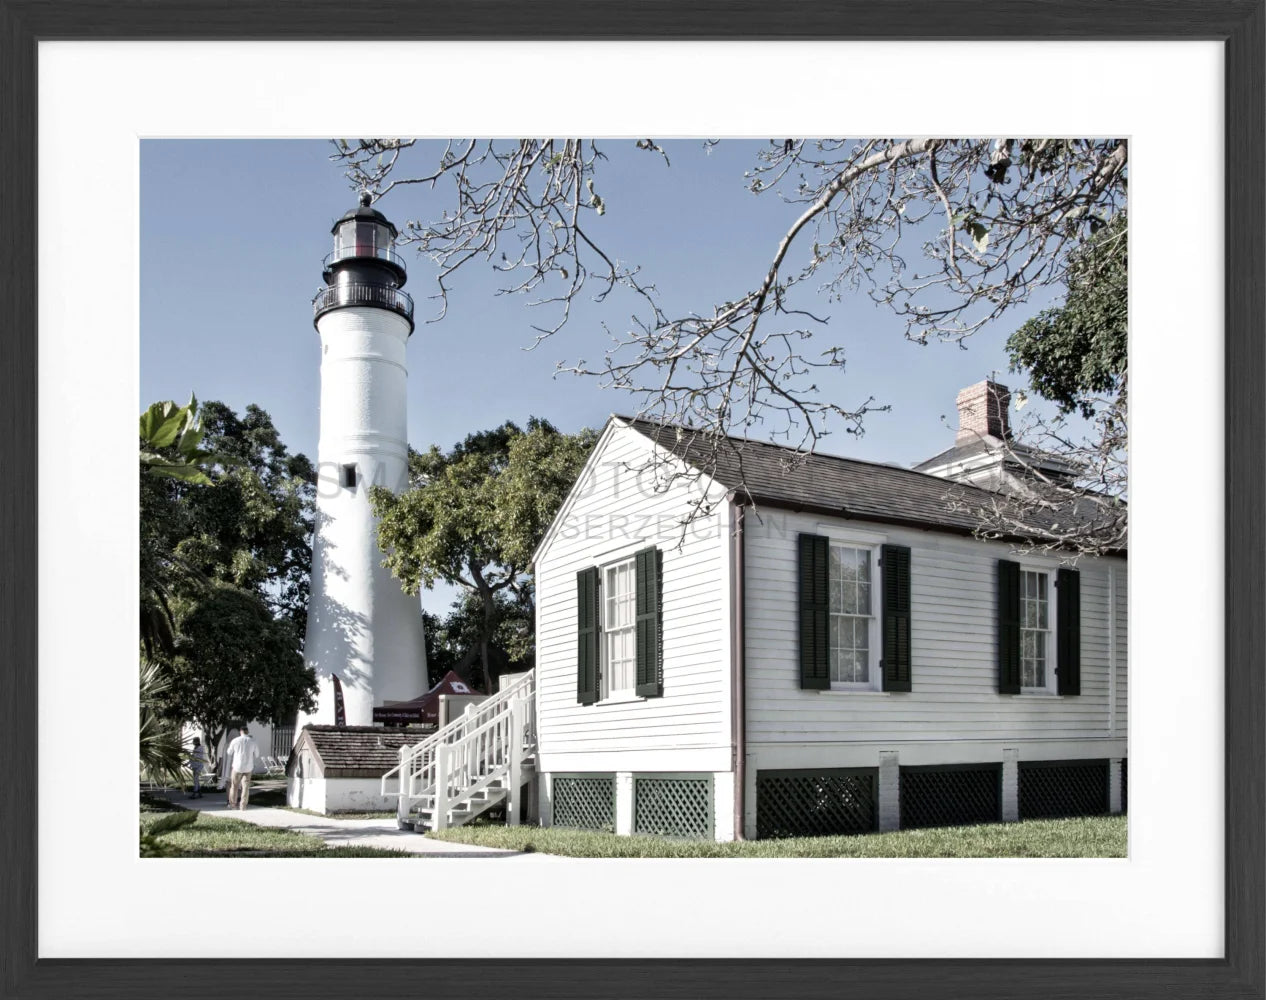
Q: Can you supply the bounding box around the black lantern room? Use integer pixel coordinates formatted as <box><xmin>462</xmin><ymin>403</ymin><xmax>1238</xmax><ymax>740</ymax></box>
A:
<box><xmin>312</xmin><ymin>192</ymin><xmax>414</xmax><ymax>332</ymax></box>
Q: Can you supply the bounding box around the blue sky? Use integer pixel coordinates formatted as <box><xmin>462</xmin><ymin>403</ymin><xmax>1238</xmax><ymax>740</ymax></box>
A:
<box><xmin>141</xmin><ymin>139</ymin><xmax>1061</xmax><ymax>612</ymax></box>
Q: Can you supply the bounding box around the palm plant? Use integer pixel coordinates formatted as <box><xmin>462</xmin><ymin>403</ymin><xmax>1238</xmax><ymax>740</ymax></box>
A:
<box><xmin>139</xmin><ymin>657</ymin><xmax>187</xmax><ymax>787</ymax></box>
<box><xmin>139</xmin><ymin>396</ymin><xmax>216</xmax><ymax>659</ymax></box>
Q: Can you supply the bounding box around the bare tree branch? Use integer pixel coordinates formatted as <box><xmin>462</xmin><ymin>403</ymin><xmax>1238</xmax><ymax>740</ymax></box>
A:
<box><xmin>331</xmin><ymin>138</ymin><xmax>1128</xmax><ymax>552</ymax></box>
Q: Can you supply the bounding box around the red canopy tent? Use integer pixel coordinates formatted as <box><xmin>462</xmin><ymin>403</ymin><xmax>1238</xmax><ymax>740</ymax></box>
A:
<box><xmin>371</xmin><ymin>671</ymin><xmax>481</xmax><ymax>726</ymax></box>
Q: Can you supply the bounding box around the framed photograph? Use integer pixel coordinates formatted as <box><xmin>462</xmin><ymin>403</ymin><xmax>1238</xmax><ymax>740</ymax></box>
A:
<box><xmin>2</xmin><ymin>3</ymin><xmax>1261</xmax><ymax>999</ymax></box>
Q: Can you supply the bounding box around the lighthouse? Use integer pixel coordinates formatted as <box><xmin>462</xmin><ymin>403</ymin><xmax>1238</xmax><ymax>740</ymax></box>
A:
<box><xmin>297</xmin><ymin>193</ymin><xmax>428</xmax><ymax>731</ymax></box>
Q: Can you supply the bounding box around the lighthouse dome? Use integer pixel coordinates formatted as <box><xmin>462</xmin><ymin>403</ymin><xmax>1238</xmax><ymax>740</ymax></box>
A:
<box><xmin>330</xmin><ymin>190</ymin><xmax>399</xmax><ymax>238</ymax></box>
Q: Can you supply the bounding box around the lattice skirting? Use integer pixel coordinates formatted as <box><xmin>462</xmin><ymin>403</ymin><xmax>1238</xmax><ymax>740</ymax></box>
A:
<box><xmin>1019</xmin><ymin>759</ymin><xmax>1110</xmax><ymax>820</ymax></box>
<box><xmin>900</xmin><ymin>764</ymin><xmax>1002</xmax><ymax>830</ymax></box>
<box><xmin>633</xmin><ymin>775</ymin><xmax>713</xmax><ymax>839</ymax></box>
<box><xmin>756</xmin><ymin>769</ymin><xmax>877</xmax><ymax>839</ymax></box>
<box><xmin>552</xmin><ymin>775</ymin><xmax>616</xmax><ymax>832</ymax></box>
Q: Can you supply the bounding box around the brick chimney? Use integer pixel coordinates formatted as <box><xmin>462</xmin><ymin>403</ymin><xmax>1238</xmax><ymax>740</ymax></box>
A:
<box><xmin>955</xmin><ymin>379</ymin><xmax>1011</xmax><ymax>444</ymax></box>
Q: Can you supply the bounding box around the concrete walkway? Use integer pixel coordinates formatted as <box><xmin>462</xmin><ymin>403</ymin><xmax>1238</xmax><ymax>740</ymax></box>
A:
<box><xmin>161</xmin><ymin>787</ymin><xmax>561</xmax><ymax>859</ymax></box>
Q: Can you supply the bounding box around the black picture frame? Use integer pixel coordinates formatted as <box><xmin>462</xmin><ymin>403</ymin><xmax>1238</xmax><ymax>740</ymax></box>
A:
<box><xmin>2</xmin><ymin>3</ymin><xmax>1261</xmax><ymax>998</ymax></box>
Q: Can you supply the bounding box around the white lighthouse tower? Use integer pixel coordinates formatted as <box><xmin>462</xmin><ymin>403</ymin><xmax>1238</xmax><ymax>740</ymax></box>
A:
<box><xmin>297</xmin><ymin>193</ymin><xmax>427</xmax><ymax>731</ymax></box>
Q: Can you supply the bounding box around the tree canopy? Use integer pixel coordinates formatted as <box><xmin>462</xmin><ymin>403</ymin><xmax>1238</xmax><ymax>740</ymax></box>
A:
<box><xmin>160</xmin><ymin>581</ymin><xmax>314</xmax><ymax>746</ymax></box>
<box><xmin>140</xmin><ymin>398</ymin><xmax>318</xmax><ymax>753</ymax></box>
<box><xmin>370</xmin><ymin>418</ymin><xmax>596</xmax><ymax>691</ymax></box>
<box><xmin>1007</xmin><ymin>212</ymin><xmax>1127</xmax><ymax>419</ymax></box>
<box><xmin>422</xmin><ymin>589</ymin><xmax>534</xmax><ymax>689</ymax></box>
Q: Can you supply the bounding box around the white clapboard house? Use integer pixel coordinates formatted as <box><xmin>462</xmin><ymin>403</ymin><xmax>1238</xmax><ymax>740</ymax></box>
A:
<box><xmin>383</xmin><ymin>381</ymin><xmax>1127</xmax><ymax>841</ymax></box>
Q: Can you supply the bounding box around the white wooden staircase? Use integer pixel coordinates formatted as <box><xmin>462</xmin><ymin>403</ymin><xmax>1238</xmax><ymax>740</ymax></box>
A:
<box><xmin>381</xmin><ymin>670</ymin><xmax>536</xmax><ymax>833</ymax></box>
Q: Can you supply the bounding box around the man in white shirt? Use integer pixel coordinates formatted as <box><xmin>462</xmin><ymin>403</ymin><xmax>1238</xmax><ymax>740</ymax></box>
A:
<box><xmin>223</xmin><ymin>725</ymin><xmax>262</xmax><ymax>810</ymax></box>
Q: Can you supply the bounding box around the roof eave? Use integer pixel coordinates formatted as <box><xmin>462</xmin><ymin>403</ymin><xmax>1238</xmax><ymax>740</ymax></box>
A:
<box><xmin>739</xmin><ymin>494</ymin><xmax>1127</xmax><ymax>558</ymax></box>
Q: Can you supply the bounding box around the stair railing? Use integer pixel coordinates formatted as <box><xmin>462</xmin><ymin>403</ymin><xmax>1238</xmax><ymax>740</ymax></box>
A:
<box><xmin>431</xmin><ymin>696</ymin><xmax>518</xmax><ymax>830</ymax></box>
<box><xmin>382</xmin><ymin>670</ymin><xmax>535</xmax><ymax>824</ymax></box>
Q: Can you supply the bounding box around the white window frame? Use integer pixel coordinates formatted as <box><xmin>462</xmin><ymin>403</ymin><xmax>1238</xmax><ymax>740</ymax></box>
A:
<box><xmin>599</xmin><ymin>555</ymin><xmax>639</xmax><ymax>703</ymax></box>
<box><xmin>1018</xmin><ymin>563</ymin><xmax>1059</xmax><ymax>695</ymax></box>
<box><xmin>820</xmin><ymin>526</ymin><xmax>885</xmax><ymax>693</ymax></box>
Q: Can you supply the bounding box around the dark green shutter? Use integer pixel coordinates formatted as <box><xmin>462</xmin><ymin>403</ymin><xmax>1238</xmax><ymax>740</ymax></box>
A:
<box><xmin>997</xmin><ymin>559</ymin><xmax>1022</xmax><ymax>695</ymax></box>
<box><xmin>798</xmin><ymin>533</ymin><xmax>830</xmax><ymax>690</ymax></box>
<box><xmin>1056</xmin><ymin>568</ymin><xmax>1081</xmax><ymax>695</ymax></box>
<box><xmin>880</xmin><ymin>544</ymin><xmax>912</xmax><ymax>692</ymax></box>
<box><xmin>635</xmin><ymin>547</ymin><xmax>663</xmax><ymax>697</ymax></box>
<box><xmin>576</xmin><ymin>567</ymin><xmax>600</xmax><ymax>705</ymax></box>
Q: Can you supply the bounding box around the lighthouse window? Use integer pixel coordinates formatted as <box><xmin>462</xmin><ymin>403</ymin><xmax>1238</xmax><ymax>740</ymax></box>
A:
<box><xmin>341</xmin><ymin>464</ymin><xmax>357</xmax><ymax>489</ymax></box>
<box><xmin>335</xmin><ymin>221</ymin><xmax>358</xmax><ymax>256</ymax></box>
<box><xmin>356</xmin><ymin>221</ymin><xmax>380</xmax><ymax>256</ymax></box>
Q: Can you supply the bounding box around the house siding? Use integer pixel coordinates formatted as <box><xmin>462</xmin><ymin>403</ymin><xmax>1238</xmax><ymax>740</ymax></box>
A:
<box><xmin>533</xmin><ymin>422</ymin><xmax>1126</xmax><ymax>842</ymax></box>
<box><xmin>744</xmin><ymin>508</ymin><xmax>1128</xmax><ymax>746</ymax></box>
<box><xmin>534</xmin><ymin>423</ymin><xmax>733</xmax><ymax>779</ymax></box>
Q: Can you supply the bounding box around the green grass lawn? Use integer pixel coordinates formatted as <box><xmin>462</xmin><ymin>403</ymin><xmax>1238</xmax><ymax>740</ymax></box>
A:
<box><xmin>138</xmin><ymin>807</ymin><xmax>414</xmax><ymax>858</ymax></box>
<box><xmin>426</xmin><ymin>815</ymin><xmax>1126</xmax><ymax>858</ymax></box>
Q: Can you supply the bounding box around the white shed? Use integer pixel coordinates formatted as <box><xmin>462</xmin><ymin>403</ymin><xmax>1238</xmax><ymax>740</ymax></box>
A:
<box><xmin>287</xmin><ymin>725</ymin><xmax>434</xmax><ymax>814</ymax></box>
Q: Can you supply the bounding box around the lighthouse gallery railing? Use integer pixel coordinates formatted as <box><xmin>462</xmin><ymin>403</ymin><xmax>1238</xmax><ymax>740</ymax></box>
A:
<box><xmin>312</xmin><ymin>282</ymin><xmax>414</xmax><ymax>323</ymax></box>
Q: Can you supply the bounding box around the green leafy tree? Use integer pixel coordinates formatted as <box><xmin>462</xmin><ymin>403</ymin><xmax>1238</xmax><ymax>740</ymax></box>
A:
<box><xmin>1007</xmin><ymin>212</ymin><xmax>1127</xmax><ymax>419</ymax></box>
<box><xmin>370</xmin><ymin>418</ymin><xmax>596</xmax><ymax>692</ymax></box>
<box><xmin>160</xmin><ymin>582</ymin><xmax>316</xmax><ymax>755</ymax></box>
<box><xmin>140</xmin><ymin>396</ymin><xmax>215</xmax><ymax>659</ymax></box>
<box><xmin>423</xmin><ymin>590</ymin><xmax>535</xmax><ymax>688</ymax></box>
<box><xmin>175</xmin><ymin>401</ymin><xmax>316</xmax><ymax>631</ymax></box>
<box><xmin>140</xmin><ymin>399</ymin><xmax>318</xmax><ymax>757</ymax></box>
<box><xmin>140</xmin><ymin>395</ymin><xmax>215</xmax><ymax>485</ymax></box>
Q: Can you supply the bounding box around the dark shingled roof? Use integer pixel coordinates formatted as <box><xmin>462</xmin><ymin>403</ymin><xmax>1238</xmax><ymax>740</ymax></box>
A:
<box><xmin>294</xmin><ymin>725</ymin><xmax>433</xmax><ymax>778</ymax></box>
<box><xmin>620</xmin><ymin>417</ymin><xmax>1123</xmax><ymax>551</ymax></box>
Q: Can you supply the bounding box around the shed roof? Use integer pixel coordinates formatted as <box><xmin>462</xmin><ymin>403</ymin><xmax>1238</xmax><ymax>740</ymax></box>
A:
<box><xmin>292</xmin><ymin>725</ymin><xmax>432</xmax><ymax>778</ymax></box>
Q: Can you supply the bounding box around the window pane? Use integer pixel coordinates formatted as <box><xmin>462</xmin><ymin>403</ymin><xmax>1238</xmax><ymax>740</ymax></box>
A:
<box><xmin>830</xmin><ymin>549</ymin><xmax>842</xmax><ymax>612</ymax></box>
<box><xmin>857</xmin><ymin>581</ymin><xmax>871</xmax><ymax>616</ymax></box>
<box><xmin>857</xmin><ymin>550</ymin><xmax>871</xmax><ymax>585</ymax></box>
<box><xmin>830</xmin><ymin>614</ymin><xmax>842</xmax><ymax>653</ymax></box>
<box><xmin>854</xmin><ymin>617</ymin><xmax>869</xmax><ymax>655</ymax></box>
<box><xmin>837</xmin><ymin>548</ymin><xmax>857</xmax><ymax>583</ymax></box>
<box><xmin>841</xmin><ymin>581</ymin><xmax>857</xmax><ymax>614</ymax></box>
